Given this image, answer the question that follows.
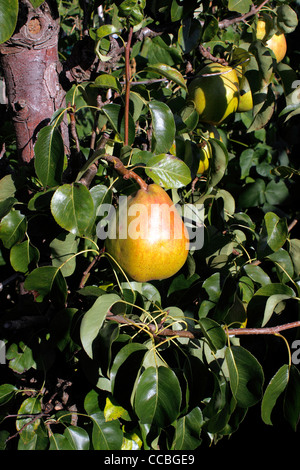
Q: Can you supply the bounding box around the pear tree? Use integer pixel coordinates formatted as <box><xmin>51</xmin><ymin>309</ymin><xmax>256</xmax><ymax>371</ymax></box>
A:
<box><xmin>0</xmin><ymin>0</ymin><xmax>299</xmax><ymax>452</ymax></box>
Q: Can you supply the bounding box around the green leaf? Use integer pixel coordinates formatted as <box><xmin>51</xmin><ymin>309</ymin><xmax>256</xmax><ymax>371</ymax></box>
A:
<box><xmin>276</xmin><ymin>4</ymin><xmax>298</xmax><ymax>34</ymax></box>
<box><xmin>49</xmin><ymin>433</ymin><xmax>72</xmax><ymax>450</ymax></box>
<box><xmin>10</xmin><ymin>240</ymin><xmax>39</xmax><ymax>273</ymax></box>
<box><xmin>110</xmin><ymin>343</ymin><xmax>148</xmax><ymax>407</ymax></box>
<box><xmin>0</xmin><ymin>209</ymin><xmax>27</xmax><ymax>249</ymax></box>
<box><xmin>198</xmin><ymin>317</ymin><xmax>226</xmax><ymax>352</ymax></box>
<box><xmin>289</xmin><ymin>239</ymin><xmax>300</xmax><ymax>277</ymax></box>
<box><xmin>0</xmin><ymin>175</ymin><xmax>17</xmax><ymax>201</ymax></box>
<box><xmin>208</xmin><ymin>139</ymin><xmax>229</xmax><ymax>187</ymax></box>
<box><xmin>91</xmin><ymin>411</ymin><xmax>123</xmax><ymax>450</ymax></box>
<box><xmin>261</xmin><ymin>364</ymin><xmax>289</xmax><ymax>425</ymax></box>
<box><xmin>51</xmin><ymin>183</ymin><xmax>95</xmax><ymax>237</ymax></box>
<box><xmin>93</xmin><ymin>74</ymin><xmax>122</xmax><ymax>93</ymax></box>
<box><xmin>49</xmin><ymin>232</ymin><xmax>79</xmax><ymax>277</ymax></box>
<box><xmin>30</xmin><ymin>0</ymin><xmax>45</xmax><ymax>7</ymax></box>
<box><xmin>145</xmin><ymin>64</ymin><xmax>187</xmax><ymax>90</ymax></box>
<box><xmin>80</xmin><ymin>293</ymin><xmax>121</xmax><ymax>359</ymax></box>
<box><xmin>0</xmin><ymin>384</ymin><xmax>17</xmax><ymax>406</ymax></box>
<box><xmin>225</xmin><ymin>346</ymin><xmax>264</xmax><ymax>408</ymax></box>
<box><xmin>102</xmin><ymin>104</ymin><xmax>135</xmax><ymax>145</ymax></box>
<box><xmin>266</xmin><ymin>248</ymin><xmax>294</xmax><ymax>283</ymax></box>
<box><xmin>265</xmin><ymin>179</ymin><xmax>289</xmax><ymax>206</ymax></box>
<box><xmin>238</xmin><ymin>178</ymin><xmax>266</xmax><ymax>208</ymax></box>
<box><xmin>178</xmin><ymin>17</ymin><xmax>202</xmax><ymax>54</ymax></box>
<box><xmin>6</xmin><ymin>342</ymin><xmax>36</xmax><ymax>374</ymax></box>
<box><xmin>134</xmin><ymin>366</ymin><xmax>182</xmax><ymax>427</ymax></box>
<box><xmin>34</xmin><ymin>126</ymin><xmax>65</xmax><ymax>188</ymax></box>
<box><xmin>149</xmin><ymin>101</ymin><xmax>176</xmax><ymax>154</ymax></box>
<box><xmin>172</xmin><ymin>407</ymin><xmax>203</xmax><ymax>450</ymax></box>
<box><xmin>247</xmin><ymin>283</ymin><xmax>295</xmax><ymax>327</ymax></box>
<box><xmin>243</xmin><ymin>264</ymin><xmax>271</xmax><ymax>286</ymax></box>
<box><xmin>0</xmin><ymin>0</ymin><xmax>18</xmax><ymax>44</ymax></box>
<box><xmin>64</xmin><ymin>426</ymin><xmax>90</xmax><ymax>450</ymax></box>
<box><xmin>145</xmin><ymin>153</ymin><xmax>191</xmax><ymax>189</ymax></box>
<box><xmin>284</xmin><ymin>365</ymin><xmax>300</xmax><ymax>431</ymax></box>
<box><xmin>16</xmin><ymin>397</ymin><xmax>42</xmax><ymax>444</ymax></box>
<box><xmin>228</xmin><ymin>0</ymin><xmax>252</xmax><ymax>14</ymax></box>
<box><xmin>0</xmin><ymin>197</ymin><xmax>16</xmax><ymax>219</ymax></box>
<box><xmin>257</xmin><ymin>212</ymin><xmax>288</xmax><ymax>258</ymax></box>
<box><xmin>24</xmin><ymin>266</ymin><xmax>67</xmax><ymax>306</ymax></box>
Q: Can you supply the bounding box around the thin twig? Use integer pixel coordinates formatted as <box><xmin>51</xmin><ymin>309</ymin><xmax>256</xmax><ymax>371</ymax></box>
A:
<box><xmin>68</xmin><ymin>104</ymin><xmax>80</xmax><ymax>153</ymax></box>
<box><xmin>227</xmin><ymin>321</ymin><xmax>300</xmax><ymax>337</ymax></box>
<box><xmin>106</xmin><ymin>310</ymin><xmax>300</xmax><ymax>341</ymax></box>
<box><xmin>218</xmin><ymin>0</ymin><xmax>270</xmax><ymax>29</ymax></box>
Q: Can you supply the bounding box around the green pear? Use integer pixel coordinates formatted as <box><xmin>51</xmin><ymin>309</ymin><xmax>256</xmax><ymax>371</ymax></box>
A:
<box><xmin>105</xmin><ymin>184</ymin><xmax>189</xmax><ymax>282</ymax></box>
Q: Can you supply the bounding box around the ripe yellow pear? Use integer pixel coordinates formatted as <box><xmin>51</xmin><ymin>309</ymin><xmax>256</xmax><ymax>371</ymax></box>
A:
<box><xmin>188</xmin><ymin>63</ymin><xmax>239</xmax><ymax>125</ymax></box>
<box><xmin>256</xmin><ymin>18</ymin><xmax>287</xmax><ymax>63</ymax></box>
<box><xmin>105</xmin><ymin>184</ymin><xmax>189</xmax><ymax>282</ymax></box>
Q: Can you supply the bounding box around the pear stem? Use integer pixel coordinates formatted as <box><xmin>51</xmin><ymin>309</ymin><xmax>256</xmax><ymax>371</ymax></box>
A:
<box><xmin>101</xmin><ymin>154</ymin><xmax>148</xmax><ymax>191</ymax></box>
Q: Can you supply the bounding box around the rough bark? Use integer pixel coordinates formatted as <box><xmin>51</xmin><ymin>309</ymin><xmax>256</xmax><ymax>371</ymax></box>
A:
<box><xmin>0</xmin><ymin>0</ymin><xmax>67</xmax><ymax>163</ymax></box>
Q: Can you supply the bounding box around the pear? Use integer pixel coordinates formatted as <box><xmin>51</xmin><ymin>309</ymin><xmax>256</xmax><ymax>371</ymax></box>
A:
<box><xmin>105</xmin><ymin>184</ymin><xmax>189</xmax><ymax>282</ymax></box>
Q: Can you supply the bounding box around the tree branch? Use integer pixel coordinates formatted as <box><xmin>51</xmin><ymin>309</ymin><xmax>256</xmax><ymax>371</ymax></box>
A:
<box><xmin>218</xmin><ymin>0</ymin><xmax>270</xmax><ymax>29</ymax></box>
<box><xmin>106</xmin><ymin>310</ymin><xmax>300</xmax><ymax>342</ymax></box>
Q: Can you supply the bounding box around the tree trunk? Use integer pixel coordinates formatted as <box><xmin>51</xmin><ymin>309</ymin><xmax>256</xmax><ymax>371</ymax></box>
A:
<box><xmin>0</xmin><ymin>0</ymin><xmax>68</xmax><ymax>163</ymax></box>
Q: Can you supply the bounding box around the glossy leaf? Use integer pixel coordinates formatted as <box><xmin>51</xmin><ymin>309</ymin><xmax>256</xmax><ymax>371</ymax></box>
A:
<box><xmin>91</xmin><ymin>411</ymin><xmax>123</xmax><ymax>450</ymax></box>
<box><xmin>178</xmin><ymin>17</ymin><xmax>202</xmax><ymax>54</ymax></box>
<box><xmin>110</xmin><ymin>343</ymin><xmax>148</xmax><ymax>406</ymax></box>
<box><xmin>199</xmin><ymin>317</ymin><xmax>226</xmax><ymax>352</ymax></box>
<box><xmin>34</xmin><ymin>126</ymin><xmax>65</xmax><ymax>188</ymax></box>
<box><xmin>247</xmin><ymin>283</ymin><xmax>295</xmax><ymax>327</ymax></box>
<box><xmin>102</xmin><ymin>104</ymin><xmax>135</xmax><ymax>145</ymax></box>
<box><xmin>64</xmin><ymin>426</ymin><xmax>90</xmax><ymax>450</ymax></box>
<box><xmin>51</xmin><ymin>183</ymin><xmax>95</xmax><ymax>237</ymax></box>
<box><xmin>0</xmin><ymin>0</ymin><xmax>18</xmax><ymax>44</ymax></box>
<box><xmin>134</xmin><ymin>366</ymin><xmax>182</xmax><ymax>427</ymax></box>
<box><xmin>243</xmin><ymin>264</ymin><xmax>271</xmax><ymax>286</ymax></box>
<box><xmin>261</xmin><ymin>364</ymin><xmax>289</xmax><ymax>425</ymax></box>
<box><xmin>16</xmin><ymin>397</ymin><xmax>42</xmax><ymax>444</ymax></box>
<box><xmin>145</xmin><ymin>153</ymin><xmax>191</xmax><ymax>189</ymax></box>
<box><xmin>0</xmin><ymin>384</ymin><xmax>17</xmax><ymax>406</ymax></box>
<box><xmin>172</xmin><ymin>407</ymin><xmax>203</xmax><ymax>450</ymax></box>
<box><xmin>24</xmin><ymin>266</ymin><xmax>67</xmax><ymax>306</ymax></box>
<box><xmin>149</xmin><ymin>101</ymin><xmax>176</xmax><ymax>154</ymax></box>
<box><xmin>49</xmin><ymin>232</ymin><xmax>79</xmax><ymax>277</ymax></box>
<box><xmin>225</xmin><ymin>346</ymin><xmax>264</xmax><ymax>408</ymax></box>
<box><xmin>80</xmin><ymin>293</ymin><xmax>121</xmax><ymax>359</ymax></box>
<box><xmin>257</xmin><ymin>212</ymin><xmax>288</xmax><ymax>259</ymax></box>
<box><xmin>208</xmin><ymin>139</ymin><xmax>229</xmax><ymax>187</ymax></box>
<box><xmin>10</xmin><ymin>240</ymin><xmax>39</xmax><ymax>273</ymax></box>
<box><xmin>284</xmin><ymin>365</ymin><xmax>300</xmax><ymax>431</ymax></box>
<box><xmin>0</xmin><ymin>209</ymin><xmax>27</xmax><ymax>249</ymax></box>
<box><xmin>0</xmin><ymin>197</ymin><xmax>16</xmax><ymax>219</ymax></box>
<box><xmin>93</xmin><ymin>74</ymin><xmax>121</xmax><ymax>92</ymax></box>
<box><xmin>145</xmin><ymin>64</ymin><xmax>187</xmax><ymax>90</ymax></box>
